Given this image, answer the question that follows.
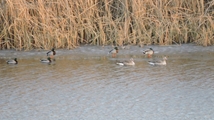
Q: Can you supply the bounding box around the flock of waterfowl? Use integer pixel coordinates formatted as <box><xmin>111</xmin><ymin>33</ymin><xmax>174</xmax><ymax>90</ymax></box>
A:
<box><xmin>108</xmin><ymin>46</ymin><xmax>167</xmax><ymax>66</ymax></box>
<box><xmin>6</xmin><ymin>46</ymin><xmax>167</xmax><ymax>66</ymax></box>
<box><xmin>6</xmin><ymin>48</ymin><xmax>56</xmax><ymax>64</ymax></box>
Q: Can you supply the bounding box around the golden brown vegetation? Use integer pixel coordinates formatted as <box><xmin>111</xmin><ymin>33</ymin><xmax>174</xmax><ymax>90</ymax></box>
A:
<box><xmin>0</xmin><ymin>0</ymin><xmax>214</xmax><ymax>50</ymax></box>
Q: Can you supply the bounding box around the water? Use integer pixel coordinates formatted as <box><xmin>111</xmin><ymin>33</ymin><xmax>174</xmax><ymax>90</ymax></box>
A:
<box><xmin>0</xmin><ymin>44</ymin><xmax>214</xmax><ymax>120</ymax></box>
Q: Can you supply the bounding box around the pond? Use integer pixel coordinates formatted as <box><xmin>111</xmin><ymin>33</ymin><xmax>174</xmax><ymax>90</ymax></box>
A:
<box><xmin>0</xmin><ymin>44</ymin><xmax>214</xmax><ymax>120</ymax></box>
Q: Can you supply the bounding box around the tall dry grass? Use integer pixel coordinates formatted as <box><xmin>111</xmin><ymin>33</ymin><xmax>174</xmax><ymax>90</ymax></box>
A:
<box><xmin>0</xmin><ymin>0</ymin><xmax>214</xmax><ymax>50</ymax></box>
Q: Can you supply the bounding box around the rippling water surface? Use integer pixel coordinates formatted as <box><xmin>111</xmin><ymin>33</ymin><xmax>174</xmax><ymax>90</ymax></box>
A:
<box><xmin>0</xmin><ymin>44</ymin><xmax>214</xmax><ymax>120</ymax></box>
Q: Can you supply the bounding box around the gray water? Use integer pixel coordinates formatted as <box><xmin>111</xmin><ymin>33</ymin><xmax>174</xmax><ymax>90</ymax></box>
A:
<box><xmin>0</xmin><ymin>44</ymin><xmax>214</xmax><ymax>120</ymax></box>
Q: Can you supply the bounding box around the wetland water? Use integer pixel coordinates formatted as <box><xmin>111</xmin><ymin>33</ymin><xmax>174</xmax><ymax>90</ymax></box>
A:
<box><xmin>0</xmin><ymin>44</ymin><xmax>214</xmax><ymax>120</ymax></box>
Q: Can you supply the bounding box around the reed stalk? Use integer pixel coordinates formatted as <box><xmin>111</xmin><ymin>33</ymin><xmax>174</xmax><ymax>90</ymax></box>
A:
<box><xmin>0</xmin><ymin>0</ymin><xmax>213</xmax><ymax>50</ymax></box>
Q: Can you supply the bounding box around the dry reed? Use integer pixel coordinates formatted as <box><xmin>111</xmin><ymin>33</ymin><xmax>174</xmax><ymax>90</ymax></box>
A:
<box><xmin>0</xmin><ymin>0</ymin><xmax>214</xmax><ymax>50</ymax></box>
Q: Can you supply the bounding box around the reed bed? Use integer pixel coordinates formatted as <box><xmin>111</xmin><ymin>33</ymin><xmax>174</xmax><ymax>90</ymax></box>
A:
<box><xmin>0</xmin><ymin>0</ymin><xmax>214</xmax><ymax>50</ymax></box>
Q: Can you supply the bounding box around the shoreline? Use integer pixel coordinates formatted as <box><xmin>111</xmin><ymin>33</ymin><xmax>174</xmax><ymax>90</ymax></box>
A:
<box><xmin>0</xmin><ymin>44</ymin><xmax>213</xmax><ymax>60</ymax></box>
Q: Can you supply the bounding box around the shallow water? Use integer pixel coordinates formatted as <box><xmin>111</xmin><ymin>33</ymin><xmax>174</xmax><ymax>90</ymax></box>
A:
<box><xmin>0</xmin><ymin>44</ymin><xmax>214</xmax><ymax>120</ymax></box>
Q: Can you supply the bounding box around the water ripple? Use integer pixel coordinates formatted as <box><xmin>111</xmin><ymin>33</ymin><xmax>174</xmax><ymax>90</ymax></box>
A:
<box><xmin>0</xmin><ymin>46</ymin><xmax>214</xmax><ymax>120</ymax></box>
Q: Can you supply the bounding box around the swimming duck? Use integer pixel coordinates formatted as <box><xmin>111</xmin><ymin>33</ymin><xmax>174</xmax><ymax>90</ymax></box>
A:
<box><xmin>117</xmin><ymin>58</ymin><xmax>135</xmax><ymax>66</ymax></box>
<box><xmin>40</xmin><ymin>57</ymin><xmax>52</xmax><ymax>63</ymax></box>
<box><xmin>108</xmin><ymin>47</ymin><xmax>119</xmax><ymax>58</ymax></box>
<box><xmin>6</xmin><ymin>58</ymin><xmax>18</xmax><ymax>64</ymax></box>
<box><xmin>148</xmin><ymin>57</ymin><xmax>167</xmax><ymax>66</ymax></box>
<box><xmin>47</xmin><ymin>48</ymin><xmax>56</xmax><ymax>58</ymax></box>
<box><xmin>143</xmin><ymin>48</ymin><xmax>154</xmax><ymax>58</ymax></box>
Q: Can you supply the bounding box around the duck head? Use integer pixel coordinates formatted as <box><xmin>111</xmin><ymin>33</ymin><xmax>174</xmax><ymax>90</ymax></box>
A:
<box><xmin>130</xmin><ymin>58</ymin><xmax>134</xmax><ymax>61</ymax></box>
<box><xmin>115</xmin><ymin>47</ymin><xmax>119</xmax><ymax>53</ymax></box>
<box><xmin>14</xmin><ymin>58</ymin><xmax>17</xmax><ymax>61</ymax></box>
<box><xmin>47</xmin><ymin>57</ymin><xmax>52</xmax><ymax>62</ymax></box>
<box><xmin>163</xmin><ymin>57</ymin><xmax>167</xmax><ymax>60</ymax></box>
<box><xmin>52</xmin><ymin>48</ymin><xmax>56</xmax><ymax>55</ymax></box>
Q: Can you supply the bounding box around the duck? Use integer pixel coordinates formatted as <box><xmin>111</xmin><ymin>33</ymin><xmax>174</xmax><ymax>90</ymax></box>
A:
<box><xmin>108</xmin><ymin>47</ymin><xmax>119</xmax><ymax>58</ymax></box>
<box><xmin>47</xmin><ymin>48</ymin><xmax>56</xmax><ymax>58</ymax></box>
<box><xmin>117</xmin><ymin>58</ymin><xmax>135</xmax><ymax>66</ymax></box>
<box><xmin>40</xmin><ymin>57</ymin><xmax>52</xmax><ymax>63</ymax></box>
<box><xmin>6</xmin><ymin>58</ymin><xmax>18</xmax><ymax>64</ymax></box>
<box><xmin>143</xmin><ymin>48</ymin><xmax>154</xmax><ymax>58</ymax></box>
<box><xmin>148</xmin><ymin>57</ymin><xmax>167</xmax><ymax>66</ymax></box>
